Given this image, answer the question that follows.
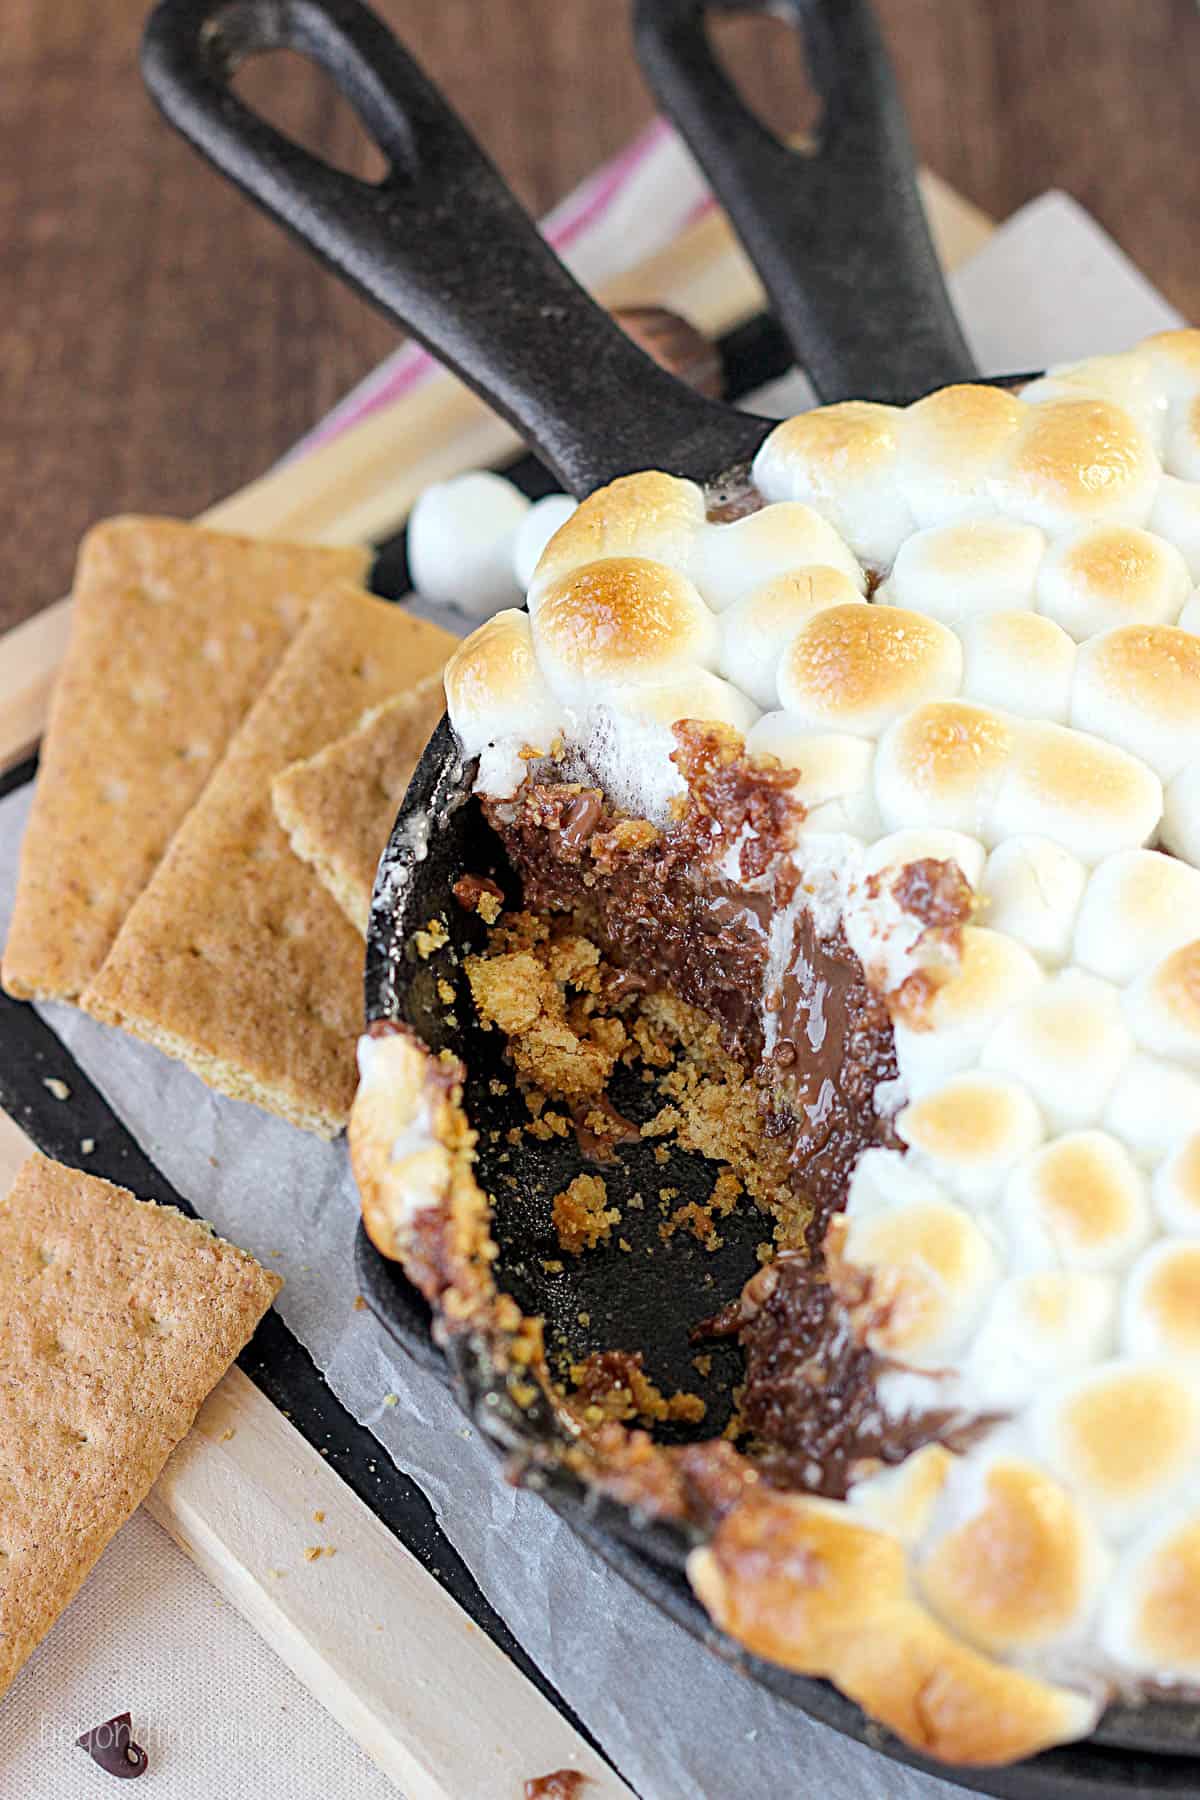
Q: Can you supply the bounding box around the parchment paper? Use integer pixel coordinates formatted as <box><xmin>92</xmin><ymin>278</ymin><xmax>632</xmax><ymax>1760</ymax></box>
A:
<box><xmin>0</xmin><ymin>194</ymin><xmax>1182</xmax><ymax>1800</ymax></box>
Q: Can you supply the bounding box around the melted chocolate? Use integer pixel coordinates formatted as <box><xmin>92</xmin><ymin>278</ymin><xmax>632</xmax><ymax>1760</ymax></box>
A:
<box><xmin>700</xmin><ymin>1254</ymin><xmax>955</xmax><ymax>1499</ymax></box>
<box><xmin>76</xmin><ymin>1714</ymin><xmax>148</xmax><ymax>1779</ymax></box>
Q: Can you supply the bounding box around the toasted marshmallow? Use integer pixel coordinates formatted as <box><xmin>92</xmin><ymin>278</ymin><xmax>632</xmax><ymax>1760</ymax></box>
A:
<box><xmin>526</xmin><ymin>472</ymin><xmax>706</xmax><ymax>604</ymax></box>
<box><xmin>1103</xmin><ymin>1504</ymin><xmax>1200</xmax><ymax>1680</ymax></box>
<box><xmin>987</xmin><ymin>720</ymin><xmax>1162</xmax><ymax>864</ymax></box>
<box><xmin>841</xmin><ymin>1150</ymin><xmax>1000</xmax><ymax>1363</ymax></box>
<box><xmin>1037</xmin><ymin>525</ymin><xmax>1189</xmax><ymax>641</ymax></box>
<box><xmin>981</xmin><ymin>971</ymin><xmax>1132</xmax><ymax>1133</ymax></box>
<box><xmin>998</xmin><ymin>399</ymin><xmax>1161</xmax><ymax>535</ymax></box>
<box><xmin>848</xmin><ymin>1444</ymin><xmax>956</xmax><ymax>1545</ymax></box>
<box><xmin>1148</xmin><ymin>475</ymin><xmax>1200</xmax><ymax>583</ymax></box>
<box><xmin>1125</xmin><ymin>941</ymin><xmax>1200</xmax><ymax>1066</ymax></box>
<box><xmin>1072</xmin><ymin>850</ymin><xmax>1200</xmax><ymax>984</ymax></box>
<box><xmin>1144</xmin><ymin>329</ymin><xmax>1200</xmax><ymax>416</ymax></box>
<box><xmin>745</xmin><ymin>716</ymin><xmax>878</xmax><ymax>836</ymax></box>
<box><xmin>1152</xmin><ymin>1133</ymin><xmax>1200</xmax><ymax>1235</ymax></box>
<box><xmin>407</xmin><ymin>471</ymin><xmax>530</xmax><ymax>617</ymax></box>
<box><xmin>752</xmin><ymin>401</ymin><xmax>915</xmax><ymax>568</ymax></box>
<box><xmin>719</xmin><ymin>568</ymin><xmax>863</xmax><ymax>708</ymax></box>
<box><xmin>1034</xmin><ymin>1360</ymin><xmax>1200</xmax><ymax>1539</ymax></box>
<box><xmin>897</xmin><ymin>1072</ymin><xmax>1044</xmax><ymax>1201</ymax></box>
<box><xmin>918</xmin><ymin>1456</ymin><xmax>1108</xmax><ymax>1652</ymax></box>
<box><xmin>443</xmin><ymin>609</ymin><xmax>563</xmax><ymax>793</ymax></box>
<box><xmin>874</xmin><ymin>702</ymin><xmax>1014</xmax><ymax>836</ymax></box>
<box><xmin>531</xmin><ymin>557</ymin><xmax>718</xmax><ymax>706</ymax></box>
<box><xmin>693</xmin><ymin>501</ymin><xmax>864</xmax><ymax>614</ymax></box>
<box><xmin>859</xmin><ymin>826</ymin><xmax>986</xmax><ymax>892</ymax></box>
<box><xmin>892</xmin><ymin>927</ymin><xmax>1043</xmax><ymax>1099</ymax></box>
<box><xmin>878</xmin><ymin>520</ymin><xmax>1044</xmax><ymax>622</ymax></box>
<box><xmin>1123</xmin><ymin>1241</ymin><xmax>1200</xmax><ymax>1364</ymax></box>
<box><xmin>1104</xmin><ymin>1055</ymin><xmax>1200</xmax><ymax>1166</ymax></box>
<box><xmin>512</xmin><ymin>494</ymin><xmax>579</xmax><ymax>591</ymax></box>
<box><xmin>1021</xmin><ymin>349</ymin><xmax>1166</xmax><ymax>449</ymax></box>
<box><xmin>1003</xmin><ymin>1130</ymin><xmax>1152</xmax><ymax>1273</ymax></box>
<box><xmin>979</xmin><ymin>835</ymin><xmax>1088</xmax><ymax>965</ymax></box>
<box><xmin>963</xmin><ymin>1273</ymin><xmax>1117</xmax><ymax>1410</ymax></box>
<box><xmin>1162</xmin><ymin>757</ymin><xmax>1200</xmax><ymax>866</ymax></box>
<box><xmin>958</xmin><ymin>610</ymin><xmax>1076</xmax><ymax>723</ymax></box>
<box><xmin>896</xmin><ymin>382</ymin><xmax>1026</xmax><ymax>526</ymax></box>
<box><xmin>776</xmin><ymin>605</ymin><xmax>962</xmax><ymax>735</ymax></box>
<box><xmin>1071</xmin><ymin>625</ymin><xmax>1200</xmax><ymax>783</ymax></box>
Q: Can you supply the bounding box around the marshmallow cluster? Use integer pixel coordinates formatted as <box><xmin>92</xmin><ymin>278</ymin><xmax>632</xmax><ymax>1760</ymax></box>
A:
<box><xmin>442</xmin><ymin>330</ymin><xmax>1200</xmax><ymax>1709</ymax></box>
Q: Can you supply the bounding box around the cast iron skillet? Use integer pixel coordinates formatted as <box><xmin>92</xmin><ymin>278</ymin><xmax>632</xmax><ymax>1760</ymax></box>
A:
<box><xmin>140</xmin><ymin>1</ymin><xmax>1200</xmax><ymax>1791</ymax></box>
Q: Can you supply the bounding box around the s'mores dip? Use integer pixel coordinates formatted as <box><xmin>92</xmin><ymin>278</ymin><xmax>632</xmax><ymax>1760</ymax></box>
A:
<box><xmin>352</xmin><ymin>331</ymin><xmax>1200</xmax><ymax>1768</ymax></box>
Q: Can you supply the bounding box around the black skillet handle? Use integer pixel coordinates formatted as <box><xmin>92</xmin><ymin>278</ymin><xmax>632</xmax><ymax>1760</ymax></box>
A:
<box><xmin>634</xmin><ymin>0</ymin><xmax>978</xmax><ymax>403</ymax></box>
<box><xmin>141</xmin><ymin>0</ymin><xmax>771</xmax><ymax>495</ymax></box>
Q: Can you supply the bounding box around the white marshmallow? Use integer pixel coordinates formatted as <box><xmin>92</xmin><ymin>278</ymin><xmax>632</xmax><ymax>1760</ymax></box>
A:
<box><xmin>1103</xmin><ymin>1055</ymin><xmax>1200</xmax><ymax>1166</ymax></box>
<box><xmin>877</xmin><ymin>520</ymin><xmax>1044</xmax><ymax>623</ymax></box>
<box><xmin>512</xmin><ymin>494</ymin><xmax>578</xmax><ymax>590</ymax></box>
<box><xmin>981</xmin><ymin>971</ymin><xmax>1132</xmax><ymax>1133</ymax></box>
<box><xmin>1178</xmin><ymin>592</ymin><xmax>1200</xmax><ymax>635</ymax></box>
<box><xmin>963</xmin><ymin>1273</ymin><xmax>1118</xmax><ymax>1411</ymax></box>
<box><xmin>1072</xmin><ymin>850</ymin><xmax>1200</xmax><ymax>984</ymax></box>
<box><xmin>692</xmin><ymin>501</ymin><xmax>864</xmax><ymax>614</ymax></box>
<box><xmin>958</xmin><ymin>610</ymin><xmax>1076</xmax><ymax>723</ymax></box>
<box><xmin>718</xmin><ymin>568</ymin><xmax>863</xmax><ymax>708</ymax></box>
<box><xmin>408</xmin><ymin>471</ymin><xmax>529</xmax><ymax>617</ymax></box>
<box><xmin>1161</xmin><ymin>757</ymin><xmax>1200</xmax><ymax>868</ymax></box>
<box><xmin>979</xmin><ymin>835</ymin><xmax>1088</xmax><ymax>965</ymax></box>
<box><xmin>1148</xmin><ymin>474</ymin><xmax>1200</xmax><ymax>583</ymax></box>
<box><xmin>987</xmin><ymin>720</ymin><xmax>1162</xmax><ymax>864</ymax></box>
<box><xmin>1036</xmin><ymin>525</ymin><xmax>1190</xmax><ymax>640</ymax></box>
<box><xmin>1165</xmin><ymin>401</ymin><xmax>1200</xmax><ymax>485</ymax></box>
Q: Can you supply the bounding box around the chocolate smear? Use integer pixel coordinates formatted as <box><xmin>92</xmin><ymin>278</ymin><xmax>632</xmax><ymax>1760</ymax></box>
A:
<box><xmin>76</xmin><ymin>1712</ymin><xmax>148</xmax><ymax>1778</ymax></box>
<box><xmin>525</xmin><ymin>1771</ymin><xmax>589</xmax><ymax>1799</ymax></box>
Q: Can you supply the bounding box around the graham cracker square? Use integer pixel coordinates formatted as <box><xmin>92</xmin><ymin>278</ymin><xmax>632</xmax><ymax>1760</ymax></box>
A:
<box><xmin>81</xmin><ymin>588</ymin><xmax>454</xmax><ymax>1136</ymax></box>
<box><xmin>0</xmin><ymin>1151</ymin><xmax>280</xmax><ymax>1701</ymax></box>
<box><xmin>1</xmin><ymin>517</ymin><xmax>368</xmax><ymax>1003</ymax></box>
<box><xmin>272</xmin><ymin>676</ymin><xmax>446</xmax><ymax>936</ymax></box>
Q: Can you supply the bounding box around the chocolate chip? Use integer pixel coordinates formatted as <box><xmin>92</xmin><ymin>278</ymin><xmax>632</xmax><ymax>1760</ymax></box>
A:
<box><xmin>76</xmin><ymin>1713</ymin><xmax>148</xmax><ymax>1778</ymax></box>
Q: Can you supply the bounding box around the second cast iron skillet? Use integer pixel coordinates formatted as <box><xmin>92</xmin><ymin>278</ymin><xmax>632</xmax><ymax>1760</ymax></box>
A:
<box><xmin>140</xmin><ymin>2</ymin><xmax>1199</xmax><ymax>1792</ymax></box>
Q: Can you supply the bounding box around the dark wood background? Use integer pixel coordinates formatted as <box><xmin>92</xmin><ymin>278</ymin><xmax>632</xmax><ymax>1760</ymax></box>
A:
<box><xmin>5</xmin><ymin>0</ymin><xmax>1197</xmax><ymax>634</ymax></box>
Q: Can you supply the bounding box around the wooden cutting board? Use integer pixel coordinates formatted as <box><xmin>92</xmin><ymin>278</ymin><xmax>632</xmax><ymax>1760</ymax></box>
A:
<box><xmin>0</xmin><ymin>172</ymin><xmax>994</xmax><ymax>1797</ymax></box>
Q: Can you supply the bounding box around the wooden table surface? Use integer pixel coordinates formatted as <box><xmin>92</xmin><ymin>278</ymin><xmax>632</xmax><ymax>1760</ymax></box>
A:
<box><xmin>5</xmin><ymin>0</ymin><xmax>1197</xmax><ymax>636</ymax></box>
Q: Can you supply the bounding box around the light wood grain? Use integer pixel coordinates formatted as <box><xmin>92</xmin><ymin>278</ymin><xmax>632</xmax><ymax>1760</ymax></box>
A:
<box><xmin>145</xmin><ymin>1367</ymin><xmax>634</xmax><ymax>1800</ymax></box>
<box><xmin>0</xmin><ymin>171</ymin><xmax>993</xmax><ymax>774</ymax></box>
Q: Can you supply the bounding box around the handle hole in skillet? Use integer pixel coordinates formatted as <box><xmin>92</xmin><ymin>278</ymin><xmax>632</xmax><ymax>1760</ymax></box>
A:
<box><xmin>707</xmin><ymin>6</ymin><xmax>825</xmax><ymax>149</ymax></box>
<box><xmin>232</xmin><ymin>47</ymin><xmax>391</xmax><ymax>182</ymax></box>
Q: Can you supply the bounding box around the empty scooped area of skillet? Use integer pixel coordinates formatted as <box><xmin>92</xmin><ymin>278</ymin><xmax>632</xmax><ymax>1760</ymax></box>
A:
<box><xmin>375</xmin><ymin>772</ymin><xmax>775</xmax><ymax>1445</ymax></box>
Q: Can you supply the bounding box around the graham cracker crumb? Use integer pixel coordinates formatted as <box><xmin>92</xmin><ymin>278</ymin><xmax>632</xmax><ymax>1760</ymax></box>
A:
<box><xmin>42</xmin><ymin>1078</ymin><xmax>70</xmax><ymax>1101</ymax></box>
<box><xmin>552</xmin><ymin>1175</ymin><xmax>620</xmax><ymax>1255</ymax></box>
